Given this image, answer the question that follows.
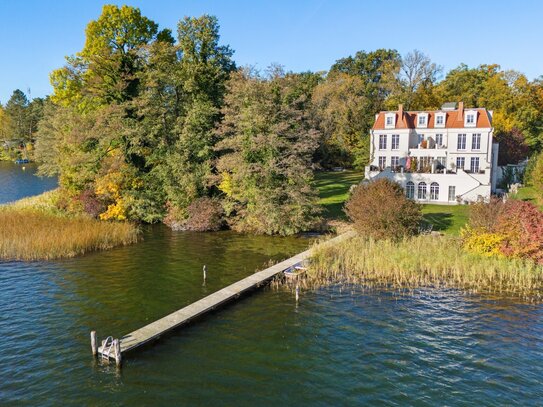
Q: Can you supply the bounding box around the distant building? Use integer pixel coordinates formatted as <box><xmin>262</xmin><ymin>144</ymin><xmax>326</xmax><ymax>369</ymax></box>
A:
<box><xmin>365</xmin><ymin>102</ymin><xmax>499</xmax><ymax>204</ymax></box>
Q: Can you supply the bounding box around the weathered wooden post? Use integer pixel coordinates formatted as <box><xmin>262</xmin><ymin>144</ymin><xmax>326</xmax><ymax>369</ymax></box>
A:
<box><xmin>114</xmin><ymin>339</ymin><xmax>122</xmax><ymax>368</ymax></box>
<box><xmin>203</xmin><ymin>265</ymin><xmax>207</xmax><ymax>282</ymax></box>
<box><xmin>90</xmin><ymin>331</ymin><xmax>97</xmax><ymax>357</ymax></box>
<box><xmin>295</xmin><ymin>284</ymin><xmax>300</xmax><ymax>303</ymax></box>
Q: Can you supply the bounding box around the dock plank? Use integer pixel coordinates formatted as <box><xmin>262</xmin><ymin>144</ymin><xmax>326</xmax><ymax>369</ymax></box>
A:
<box><xmin>98</xmin><ymin>232</ymin><xmax>354</xmax><ymax>359</ymax></box>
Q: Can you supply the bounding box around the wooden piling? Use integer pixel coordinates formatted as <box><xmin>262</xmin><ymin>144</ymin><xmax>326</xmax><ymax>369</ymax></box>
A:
<box><xmin>295</xmin><ymin>284</ymin><xmax>300</xmax><ymax>303</ymax></box>
<box><xmin>114</xmin><ymin>339</ymin><xmax>122</xmax><ymax>367</ymax></box>
<box><xmin>90</xmin><ymin>331</ymin><xmax>97</xmax><ymax>357</ymax></box>
<box><xmin>203</xmin><ymin>265</ymin><xmax>207</xmax><ymax>282</ymax></box>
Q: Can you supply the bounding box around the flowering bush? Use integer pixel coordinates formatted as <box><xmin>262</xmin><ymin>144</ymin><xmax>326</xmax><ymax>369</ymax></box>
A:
<box><xmin>461</xmin><ymin>228</ymin><xmax>505</xmax><ymax>258</ymax></box>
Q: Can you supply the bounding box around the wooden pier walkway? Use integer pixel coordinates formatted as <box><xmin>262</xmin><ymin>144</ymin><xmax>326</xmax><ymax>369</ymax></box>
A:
<box><xmin>95</xmin><ymin>232</ymin><xmax>353</xmax><ymax>364</ymax></box>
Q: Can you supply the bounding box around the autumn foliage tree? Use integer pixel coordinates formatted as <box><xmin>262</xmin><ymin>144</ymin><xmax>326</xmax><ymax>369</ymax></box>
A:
<box><xmin>216</xmin><ymin>67</ymin><xmax>321</xmax><ymax>235</ymax></box>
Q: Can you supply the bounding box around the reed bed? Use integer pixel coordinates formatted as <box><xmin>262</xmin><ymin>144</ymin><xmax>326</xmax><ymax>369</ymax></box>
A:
<box><xmin>293</xmin><ymin>234</ymin><xmax>543</xmax><ymax>300</ymax></box>
<box><xmin>0</xmin><ymin>207</ymin><xmax>139</xmax><ymax>261</ymax></box>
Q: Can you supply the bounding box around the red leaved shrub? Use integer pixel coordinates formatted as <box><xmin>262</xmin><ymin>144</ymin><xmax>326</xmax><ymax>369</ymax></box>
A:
<box><xmin>185</xmin><ymin>197</ymin><xmax>225</xmax><ymax>232</ymax></box>
<box><xmin>497</xmin><ymin>200</ymin><xmax>543</xmax><ymax>264</ymax></box>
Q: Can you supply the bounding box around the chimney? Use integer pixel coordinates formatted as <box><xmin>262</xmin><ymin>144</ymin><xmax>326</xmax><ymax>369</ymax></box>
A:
<box><xmin>398</xmin><ymin>104</ymin><xmax>403</xmax><ymax>123</ymax></box>
<box><xmin>457</xmin><ymin>101</ymin><xmax>464</xmax><ymax>121</ymax></box>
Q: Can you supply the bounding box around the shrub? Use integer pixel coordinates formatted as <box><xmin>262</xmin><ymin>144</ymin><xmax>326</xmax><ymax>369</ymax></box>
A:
<box><xmin>529</xmin><ymin>151</ymin><xmax>543</xmax><ymax>205</ymax></box>
<box><xmin>163</xmin><ymin>197</ymin><xmax>225</xmax><ymax>232</ymax></box>
<box><xmin>463</xmin><ymin>198</ymin><xmax>543</xmax><ymax>264</ymax></box>
<box><xmin>497</xmin><ymin>200</ymin><xmax>543</xmax><ymax>263</ymax></box>
<box><xmin>345</xmin><ymin>178</ymin><xmax>422</xmax><ymax>240</ymax></box>
<box><xmin>467</xmin><ymin>197</ymin><xmax>505</xmax><ymax>231</ymax></box>
<box><xmin>461</xmin><ymin>227</ymin><xmax>505</xmax><ymax>257</ymax></box>
<box><xmin>78</xmin><ymin>189</ymin><xmax>106</xmax><ymax>218</ymax></box>
<box><xmin>185</xmin><ymin>197</ymin><xmax>225</xmax><ymax>232</ymax></box>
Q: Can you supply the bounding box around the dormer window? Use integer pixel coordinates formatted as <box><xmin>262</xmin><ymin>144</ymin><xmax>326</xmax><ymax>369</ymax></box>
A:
<box><xmin>464</xmin><ymin>110</ymin><xmax>477</xmax><ymax>127</ymax></box>
<box><xmin>385</xmin><ymin>113</ymin><xmax>396</xmax><ymax>129</ymax></box>
<box><xmin>417</xmin><ymin>113</ymin><xmax>428</xmax><ymax>128</ymax></box>
<box><xmin>435</xmin><ymin>113</ymin><xmax>446</xmax><ymax>128</ymax></box>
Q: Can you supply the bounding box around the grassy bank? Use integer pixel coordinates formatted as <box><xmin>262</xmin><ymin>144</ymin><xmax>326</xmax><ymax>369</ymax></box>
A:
<box><xmin>314</xmin><ymin>171</ymin><xmax>470</xmax><ymax>234</ymax></box>
<box><xmin>421</xmin><ymin>204</ymin><xmax>469</xmax><ymax>235</ymax></box>
<box><xmin>302</xmin><ymin>235</ymin><xmax>542</xmax><ymax>299</ymax></box>
<box><xmin>0</xmin><ymin>192</ymin><xmax>139</xmax><ymax>260</ymax></box>
<box><xmin>314</xmin><ymin>170</ymin><xmax>363</xmax><ymax>219</ymax></box>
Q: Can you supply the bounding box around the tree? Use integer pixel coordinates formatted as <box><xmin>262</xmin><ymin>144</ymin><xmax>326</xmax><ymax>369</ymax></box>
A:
<box><xmin>50</xmin><ymin>4</ymin><xmax>171</xmax><ymax>109</ymax></box>
<box><xmin>216</xmin><ymin>68</ymin><xmax>321</xmax><ymax>235</ymax></box>
<box><xmin>312</xmin><ymin>73</ymin><xmax>371</xmax><ymax>168</ymax></box>
<box><xmin>389</xmin><ymin>50</ymin><xmax>442</xmax><ymax>110</ymax></box>
<box><xmin>5</xmin><ymin>89</ymin><xmax>29</xmax><ymax>141</ymax></box>
<box><xmin>313</xmin><ymin>49</ymin><xmax>400</xmax><ymax>168</ymax></box>
<box><xmin>127</xmin><ymin>15</ymin><xmax>236</xmax><ymax>224</ymax></box>
<box><xmin>0</xmin><ymin>105</ymin><xmax>11</xmax><ymax>141</ymax></box>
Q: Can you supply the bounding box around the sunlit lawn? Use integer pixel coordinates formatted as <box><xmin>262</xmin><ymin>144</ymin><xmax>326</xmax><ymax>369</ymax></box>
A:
<box><xmin>421</xmin><ymin>204</ymin><xmax>469</xmax><ymax>235</ymax></box>
<box><xmin>314</xmin><ymin>170</ymin><xmax>363</xmax><ymax>220</ymax></box>
<box><xmin>314</xmin><ymin>170</ymin><xmax>470</xmax><ymax>234</ymax></box>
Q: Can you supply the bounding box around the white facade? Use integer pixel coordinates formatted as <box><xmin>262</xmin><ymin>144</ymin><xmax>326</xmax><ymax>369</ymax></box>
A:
<box><xmin>365</xmin><ymin>103</ymin><xmax>498</xmax><ymax>204</ymax></box>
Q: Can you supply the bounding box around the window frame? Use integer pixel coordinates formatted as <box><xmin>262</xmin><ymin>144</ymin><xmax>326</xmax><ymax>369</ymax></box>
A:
<box><xmin>448</xmin><ymin>185</ymin><xmax>456</xmax><ymax>202</ymax></box>
<box><xmin>379</xmin><ymin>134</ymin><xmax>387</xmax><ymax>150</ymax></box>
<box><xmin>417</xmin><ymin>182</ymin><xmax>427</xmax><ymax>200</ymax></box>
<box><xmin>456</xmin><ymin>157</ymin><xmax>465</xmax><ymax>170</ymax></box>
<box><xmin>471</xmin><ymin>157</ymin><xmax>480</xmax><ymax>173</ymax></box>
<box><xmin>435</xmin><ymin>133</ymin><xmax>443</xmax><ymax>146</ymax></box>
<box><xmin>457</xmin><ymin>133</ymin><xmax>466</xmax><ymax>150</ymax></box>
<box><xmin>391</xmin><ymin>156</ymin><xmax>399</xmax><ymax>170</ymax></box>
<box><xmin>405</xmin><ymin>181</ymin><xmax>415</xmax><ymax>199</ymax></box>
<box><xmin>472</xmin><ymin>133</ymin><xmax>481</xmax><ymax>150</ymax></box>
<box><xmin>378</xmin><ymin>156</ymin><xmax>386</xmax><ymax>170</ymax></box>
<box><xmin>391</xmin><ymin>134</ymin><xmax>400</xmax><ymax>150</ymax></box>
<box><xmin>430</xmin><ymin>182</ymin><xmax>439</xmax><ymax>201</ymax></box>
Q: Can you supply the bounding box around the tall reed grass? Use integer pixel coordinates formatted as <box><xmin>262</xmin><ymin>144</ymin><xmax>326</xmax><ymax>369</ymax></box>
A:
<box><xmin>299</xmin><ymin>234</ymin><xmax>543</xmax><ymax>299</ymax></box>
<box><xmin>0</xmin><ymin>207</ymin><xmax>139</xmax><ymax>260</ymax></box>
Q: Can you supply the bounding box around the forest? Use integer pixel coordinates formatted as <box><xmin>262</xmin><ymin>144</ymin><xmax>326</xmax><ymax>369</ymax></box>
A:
<box><xmin>1</xmin><ymin>4</ymin><xmax>542</xmax><ymax>235</ymax></box>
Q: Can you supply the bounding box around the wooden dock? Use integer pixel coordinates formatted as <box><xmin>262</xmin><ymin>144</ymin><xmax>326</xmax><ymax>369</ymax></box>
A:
<box><xmin>95</xmin><ymin>232</ymin><xmax>353</xmax><ymax>364</ymax></box>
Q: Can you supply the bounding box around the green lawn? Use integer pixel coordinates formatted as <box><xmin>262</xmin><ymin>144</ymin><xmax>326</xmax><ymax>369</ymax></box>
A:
<box><xmin>314</xmin><ymin>170</ymin><xmax>364</xmax><ymax>219</ymax></box>
<box><xmin>421</xmin><ymin>204</ymin><xmax>469</xmax><ymax>235</ymax></box>
<box><xmin>511</xmin><ymin>186</ymin><xmax>537</xmax><ymax>204</ymax></box>
<box><xmin>314</xmin><ymin>170</ymin><xmax>469</xmax><ymax>234</ymax></box>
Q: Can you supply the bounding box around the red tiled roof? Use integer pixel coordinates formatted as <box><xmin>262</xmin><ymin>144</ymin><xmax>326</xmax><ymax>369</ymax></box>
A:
<box><xmin>372</xmin><ymin>108</ymin><xmax>492</xmax><ymax>130</ymax></box>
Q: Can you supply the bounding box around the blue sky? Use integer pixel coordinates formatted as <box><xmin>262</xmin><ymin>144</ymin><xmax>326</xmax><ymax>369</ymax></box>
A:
<box><xmin>1</xmin><ymin>0</ymin><xmax>541</xmax><ymax>104</ymax></box>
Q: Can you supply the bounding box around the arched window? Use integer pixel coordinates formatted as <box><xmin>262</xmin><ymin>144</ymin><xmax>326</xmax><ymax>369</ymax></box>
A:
<box><xmin>430</xmin><ymin>182</ymin><xmax>439</xmax><ymax>201</ymax></box>
<box><xmin>417</xmin><ymin>182</ymin><xmax>427</xmax><ymax>200</ymax></box>
<box><xmin>405</xmin><ymin>181</ymin><xmax>415</xmax><ymax>199</ymax></box>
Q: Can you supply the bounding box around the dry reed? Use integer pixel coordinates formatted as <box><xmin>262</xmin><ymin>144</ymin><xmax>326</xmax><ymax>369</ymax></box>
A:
<box><xmin>0</xmin><ymin>207</ymin><xmax>139</xmax><ymax>261</ymax></box>
<box><xmin>292</xmin><ymin>234</ymin><xmax>543</xmax><ymax>300</ymax></box>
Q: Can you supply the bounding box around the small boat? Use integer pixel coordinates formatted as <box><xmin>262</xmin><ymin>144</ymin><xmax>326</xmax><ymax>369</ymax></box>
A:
<box><xmin>15</xmin><ymin>158</ymin><xmax>30</xmax><ymax>164</ymax></box>
<box><xmin>283</xmin><ymin>262</ymin><xmax>307</xmax><ymax>280</ymax></box>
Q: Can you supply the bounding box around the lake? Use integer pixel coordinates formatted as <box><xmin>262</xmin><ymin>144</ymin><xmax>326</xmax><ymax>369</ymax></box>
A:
<box><xmin>1</xmin><ymin>162</ymin><xmax>542</xmax><ymax>405</ymax></box>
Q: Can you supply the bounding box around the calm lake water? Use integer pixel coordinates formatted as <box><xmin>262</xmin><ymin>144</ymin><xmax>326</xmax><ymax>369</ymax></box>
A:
<box><xmin>1</xmin><ymin>162</ymin><xmax>543</xmax><ymax>405</ymax></box>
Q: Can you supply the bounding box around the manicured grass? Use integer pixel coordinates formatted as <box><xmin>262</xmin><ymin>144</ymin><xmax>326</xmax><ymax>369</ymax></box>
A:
<box><xmin>511</xmin><ymin>186</ymin><xmax>539</xmax><ymax>206</ymax></box>
<box><xmin>314</xmin><ymin>170</ymin><xmax>364</xmax><ymax>219</ymax></box>
<box><xmin>421</xmin><ymin>204</ymin><xmax>470</xmax><ymax>235</ymax></box>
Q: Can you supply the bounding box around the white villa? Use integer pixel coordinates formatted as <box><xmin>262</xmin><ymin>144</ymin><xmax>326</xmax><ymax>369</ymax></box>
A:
<box><xmin>365</xmin><ymin>102</ymin><xmax>499</xmax><ymax>204</ymax></box>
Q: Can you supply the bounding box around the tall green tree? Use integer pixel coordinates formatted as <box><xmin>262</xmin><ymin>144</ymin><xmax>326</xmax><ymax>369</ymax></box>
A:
<box><xmin>5</xmin><ymin>89</ymin><xmax>30</xmax><ymax>141</ymax></box>
<box><xmin>127</xmin><ymin>15</ymin><xmax>236</xmax><ymax>223</ymax></box>
<box><xmin>216</xmin><ymin>68</ymin><xmax>320</xmax><ymax>235</ymax></box>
